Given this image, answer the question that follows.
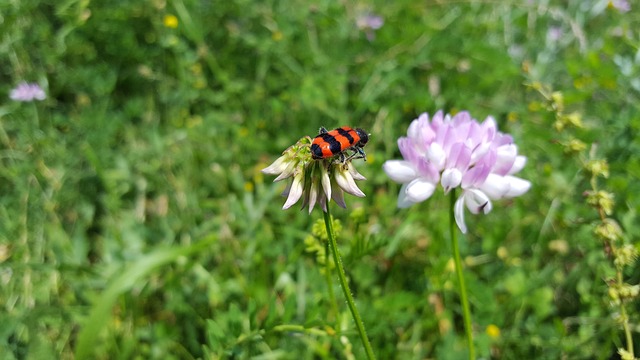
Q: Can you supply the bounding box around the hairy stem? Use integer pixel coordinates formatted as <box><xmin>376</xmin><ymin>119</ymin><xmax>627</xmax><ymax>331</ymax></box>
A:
<box><xmin>323</xmin><ymin>207</ymin><xmax>376</xmax><ymax>360</ymax></box>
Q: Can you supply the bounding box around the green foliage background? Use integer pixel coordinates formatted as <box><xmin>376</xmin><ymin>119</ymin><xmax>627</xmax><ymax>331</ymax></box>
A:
<box><xmin>1</xmin><ymin>0</ymin><xmax>639</xmax><ymax>359</ymax></box>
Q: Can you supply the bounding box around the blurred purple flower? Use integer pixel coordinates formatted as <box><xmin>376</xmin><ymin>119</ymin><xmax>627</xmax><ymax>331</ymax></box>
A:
<box><xmin>547</xmin><ymin>26</ymin><xmax>563</xmax><ymax>42</ymax></box>
<box><xmin>609</xmin><ymin>0</ymin><xmax>630</xmax><ymax>12</ymax></box>
<box><xmin>10</xmin><ymin>82</ymin><xmax>46</xmax><ymax>102</ymax></box>
<box><xmin>357</xmin><ymin>14</ymin><xmax>384</xmax><ymax>30</ymax></box>
<box><xmin>383</xmin><ymin>110</ymin><xmax>530</xmax><ymax>233</ymax></box>
<box><xmin>356</xmin><ymin>13</ymin><xmax>384</xmax><ymax>41</ymax></box>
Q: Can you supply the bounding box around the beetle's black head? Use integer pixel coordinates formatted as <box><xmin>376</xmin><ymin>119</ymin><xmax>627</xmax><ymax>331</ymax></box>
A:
<box><xmin>355</xmin><ymin>128</ymin><xmax>369</xmax><ymax>147</ymax></box>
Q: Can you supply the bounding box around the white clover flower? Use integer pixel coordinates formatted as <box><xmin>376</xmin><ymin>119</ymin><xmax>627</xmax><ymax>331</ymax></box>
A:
<box><xmin>262</xmin><ymin>136</ymin><xmax>366</xmax><ymax>213</ymax></box>
<box><xmin>383</xmin><ymin>110</ymin><xmax>531</xmax><ymax>233</ymax></box>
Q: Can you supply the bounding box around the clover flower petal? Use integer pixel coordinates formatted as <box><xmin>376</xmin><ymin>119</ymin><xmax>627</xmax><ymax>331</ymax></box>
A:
<box><xmin>478</xmin><ymin>173</ymin><xmax>512</xmax><ymax>199</ymax></box>
<box><xmin>503</xmin><ymin>176</ymin><xmax>531</xmax><ymax>198</ymax></box>
<box><xmin>348</xmin><ymin>164</ymin><xmax>367</xmax><ymax>181</ymax></box>
<box><xmin>282</xmin><ymin>172</ymin><xmax>304</xmax><ymax>209</ymax></box>
<box><xmin>383</xmin><ymin>160</ymin><xmax>417</xmax><ymax>183</ymax></box>
<box><xmin>405</xmin><ymin>178</ymin><xmax>437</xmax><ymax>203</ymax></box>
<box><xmin>334</xmin><ymin>165</ymin><xmax>366</xmax><ymax>198</ymax></box>
<box><xmin>331</xmin><ymin>180</ymin><xmax>348</xmax><ymax>209</ymax></box>
<box><xmin>464</xmin><ymin>189</ymin><xmax>492</xmax><ymax>215</ymax></box>
<box><xmin>441</xmin><ymin>168</ymin><xmax>462</xmax><ymax>192</ymax></box>
<box><xmin>397</xmin><ymin>184</ymin><xmax>415</xmax><ymax>208</ymax></box>
<box><xmin>261</xmin><ymin>155</ymin><xmax>288</xmax><ymax>175</ymax></box>
<box><xmin>454</xmin><ymin>194</ymin><xmax>468</xmax><ymax>233</ymax></box>
<box><xmin>508</xmin><ymin>156</ymin><xmax>527</xmax><ymax>175</ymax></box>
<box><xmin>273</xmin><ymin>160</ymin><xmax>298</xmax><ymax>182</ymax></box>
<box><xmin>320</xmin><ymin>165</ymin><xmax>332</xmax><ymax>202</ymax></box>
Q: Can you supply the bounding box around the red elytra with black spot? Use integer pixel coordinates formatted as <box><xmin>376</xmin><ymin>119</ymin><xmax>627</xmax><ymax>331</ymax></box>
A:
<box><xmin>310</xmin><ymin>126</ymin><xmax>369</xmax><ymax>161</ymax></box>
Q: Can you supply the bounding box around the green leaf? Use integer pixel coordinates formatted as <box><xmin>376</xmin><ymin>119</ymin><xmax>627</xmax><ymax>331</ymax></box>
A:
<box><xmin>74</xmin><ymin>235</ymin><xmax>217</xmax><ymax>359</ymax></box>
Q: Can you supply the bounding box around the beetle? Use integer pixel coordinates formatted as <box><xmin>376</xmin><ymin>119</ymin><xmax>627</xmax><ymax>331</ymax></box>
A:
<box><xmin>310</xmin><ymin>126</ymin><xmax>369</xmax><ymax>162</ymax></box>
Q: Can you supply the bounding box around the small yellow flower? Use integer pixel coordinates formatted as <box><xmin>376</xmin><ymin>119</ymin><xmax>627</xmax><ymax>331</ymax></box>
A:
<box><xmin>190</xmin><ymin>63</ymin><xmax>203</xmax><ymax>75</ymax></box>
<box><xmin>186</xmin><ymin>115</ymin><xmax>203</xmax><ymax>128</ymax></box>
<box><xmin>548</xmin><ymin>239</ymin><xmax>569</xmax><ymax>255</ymax></box>
<box><xmin>0</xmin><ymin>244</ymin><xmax>10</xmax><ymax>263</ymax></box>
<box><xmin>163</xmin><ymin>14</ymin><xmax>178</xmax><ymax>29</ymax></box>
<box><xmin>325</xmin><ymin>325</ymin><xmax>336</xmax><ymax>336</ymax></box>
<box><xmin>496</xmin><ymin>246</ymin><xmax>508</xmax><ymax>260</ymax></box>
<box><xmin>445</xmin><ymin>258</ymin><xmax>455</xmax><ymax>272</ymax></box>
<box><xmin>193</xmin><ymin>78</ymin><xmax>207</xmax><ymax>89</ymax></box>
<box><xmin>486</xmin><ymin>324</ymin><xmax>501</xmax><ymax>339</ymax></box>
<box><xmin>244</xmin><ymin>181</ymin><xmax>254</xmax><ymax>192</ymax></box>
<box><xmin>574</xmin><ymin>76</ymin><xmax>592</xmax><ymax>90</ymax></box>
<box><xmin>510</xmin><ymin>257</ymin><xmax>522</xmax><ymax>267</ymax></box>
<box><xmin>76</xmin><ymin>93</ymin><xmax>91</xmax><ymax>107</ymax></box>
<box><xmin>272</xmin><ymin>30</ymin><xmax>283</xmax><ymax>41</ymax></box>
<box><xmin>364</xmin><ymin>152</ymin><xmax>375</xmax><ymax>164</ymax></box>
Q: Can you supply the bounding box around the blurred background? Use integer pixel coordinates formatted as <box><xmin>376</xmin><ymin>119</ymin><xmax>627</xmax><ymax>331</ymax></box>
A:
<box><xmin>1</xmin><ymin>0</ymin><xmax>639</xmax><ymax>358</ymax></box>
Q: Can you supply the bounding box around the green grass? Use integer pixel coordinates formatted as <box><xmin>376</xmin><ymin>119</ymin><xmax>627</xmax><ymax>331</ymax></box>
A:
<box><xmin>1</xmin><ymin>0</ymin><xmax>639</xmax><ymax>359</ymax></box>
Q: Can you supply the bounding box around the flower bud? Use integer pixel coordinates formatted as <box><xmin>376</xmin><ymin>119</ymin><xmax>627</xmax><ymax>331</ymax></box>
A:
<box><xmin>594</xmin><ymin>218</ymin><xmax>623</xmax><ymax>243</ymax></box>
<box><xmin>585</xmin><ymin>190</ymin><xmax>615</xmax><ymax>215</ymax></box>
<box><xmin>564</xmin><ymin>138</ymin><xmax>587</xmax><ymax>154</ymax></box>
<box><xmin>551</xmin><ymin>91</ymin><xmax>564</xmax><ymax>112</ymax></box>
<box><xmin>584</xmin><ymin>159</ymin><xmax>610</xmax><ymax>178</ymax></box>
<box><xmin>614</xmin><ymin>244</ymin><xmax>638</xmax><ymax>268</ymax></box>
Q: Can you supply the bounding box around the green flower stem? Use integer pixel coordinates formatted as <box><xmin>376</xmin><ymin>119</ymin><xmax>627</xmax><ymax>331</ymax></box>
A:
<box><xmin>324</xmin><ymin>239</ymin><xmax>339</xmax><ymax>322</ymax></box>
<box><xmin>323</xmin><ymin>206</ymin><xmax>376</xmax><ymax>360</ymax></box>
<box><xmin>619</xmin><ymin>275</ymin><xmax>634</xmax><ymax>356</ymax></box>
<box><xmin>450</xmin><ymin>190</ymin><xmax>475</xmax><ymax>360</ymax></box>
<box><xmin>614</xmin><ymin>250</ymin><xmax>634</xmax><ymax>356</ymax></box>
<box><xmin>33</xmin><ymin>102</ymin><xmax>41</xmax><ymax>128</ymax></box>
